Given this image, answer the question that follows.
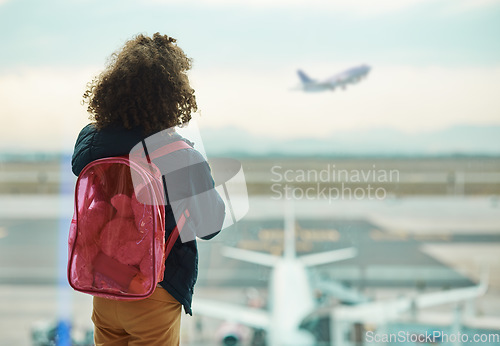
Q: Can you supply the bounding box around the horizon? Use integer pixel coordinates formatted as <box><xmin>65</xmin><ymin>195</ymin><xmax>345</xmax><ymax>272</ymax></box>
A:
<box><xmin>1</xmin><ymin>123</ymin><xmax>500</xmax><ymax>159</ymax></box>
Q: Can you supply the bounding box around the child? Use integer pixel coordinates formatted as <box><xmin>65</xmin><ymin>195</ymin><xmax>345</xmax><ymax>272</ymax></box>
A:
<box><xmin>72</xmin><ymin>33</ymin><xmax>225</xmax><ymax>345</ymax></box>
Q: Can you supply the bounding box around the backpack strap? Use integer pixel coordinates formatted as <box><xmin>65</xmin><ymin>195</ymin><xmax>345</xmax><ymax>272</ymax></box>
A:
<box><xmin>165</xmin><ymin>209</ymin><xmax>190</xmax><ymax>257</ymax></box>
<box><xmin>148</xmin><ymin>140</ymin><xmax>192</xmax><ymax>161</ymax></box>
<box><xmin>139</xmin><ymin>140</ymin><xmax>193</xmax><ymax>255</ymax></box>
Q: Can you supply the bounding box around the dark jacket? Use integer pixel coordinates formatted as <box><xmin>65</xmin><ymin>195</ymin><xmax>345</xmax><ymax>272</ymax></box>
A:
<box><xmin>72</xmin><ymin>124</ymin><xmax>225</xmax><ymax>314</ymax></box>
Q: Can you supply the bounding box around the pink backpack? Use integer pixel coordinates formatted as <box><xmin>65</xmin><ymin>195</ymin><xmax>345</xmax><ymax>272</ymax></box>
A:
<box><xmin>67</xmin><ymin>140</ymin><xmax>191</xmax><ymax>300</ymax></box>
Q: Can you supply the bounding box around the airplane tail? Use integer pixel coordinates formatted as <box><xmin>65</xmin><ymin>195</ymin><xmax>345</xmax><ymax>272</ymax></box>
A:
<box><xmin>221</xmin><ymin>199</ymin><xmax>296</xmax><ymax>266</ymax></box>
<box><xmin>283</xmin><ymin>198</ymin><xmax>296</xmax><ymax>260</ymax></box>
<box><xmin>297</xmin><ymin>70</ymin><xmax>314</xmax><ymax>84</ymax></box>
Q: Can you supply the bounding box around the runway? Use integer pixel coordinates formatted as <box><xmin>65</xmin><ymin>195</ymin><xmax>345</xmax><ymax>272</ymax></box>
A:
<box><xmin>0</xmin><ymin>195</ymin><xmax>499</xmax><ymax>345</ymax></box>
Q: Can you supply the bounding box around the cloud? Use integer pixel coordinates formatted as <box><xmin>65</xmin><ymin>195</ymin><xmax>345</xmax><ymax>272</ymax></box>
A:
<box><xmin>0</xmin><ymin>67</ymin><xmax>99</xmax><ymax>152</ymax></box>
<box><xmin>443</xmin><ymin>0</ymin><xmax>500</xmax><ymax>13</ymax></box>
<box><xmin>147</xmin><ymin>0</ymin><xmax>500</xmax><ymax>16</ymax></box>
<box><xmin>148</xmin><ymin>0</ymin><xmax>432</xmax><ymax>15</ymax></box>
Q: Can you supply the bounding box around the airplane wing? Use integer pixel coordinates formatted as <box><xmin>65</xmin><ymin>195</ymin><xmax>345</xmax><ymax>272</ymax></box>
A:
<box><xmin>315</xmin><ymin>280</ymin><xmax>369</xmax><ymax>304</ymax></box>
<box><xmin>333</xmin><ymin>273</ymin><xmax>487</xmax><ymax>324</ymax></box>
<box><xmin>300</xmin><ymin>276</ymin><xmax>488</xmax><ymax>342</ymax></box>
<box><xmin>323</xmin><ymin>75</ymin><xmax>344</xmax><ymax>84</ymax></box>
<box><xmin>193</xmin><ymin>298</ymin><xmax>271</xmax><ymax>330</ymax></box>
<box><xmin>300</xmin><ymin>247</ymin><xmax>357</xmax><ymax>267</ymax></box>
<box><xmin>222</xmin><ymin>246</ymin><xmax>278</xmax><ymax>267</ymax></box>
<box><xmin>322</xmin><ymin>66</ymin><xmax>371</xmax><ymax>88</ymax></box>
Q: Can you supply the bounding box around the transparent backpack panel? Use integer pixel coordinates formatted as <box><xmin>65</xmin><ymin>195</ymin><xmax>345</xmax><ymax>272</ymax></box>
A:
<box><xmin>69</xmin><ymin>159</ymin><xmax>162</xmax><ymax>297</ymax></box>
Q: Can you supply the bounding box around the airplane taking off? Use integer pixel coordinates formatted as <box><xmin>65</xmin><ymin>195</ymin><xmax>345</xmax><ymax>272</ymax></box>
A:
<box><xmin>297</xmin><ymin>64</ymin><xmax>371</xmax><ymax>92</ymax></box>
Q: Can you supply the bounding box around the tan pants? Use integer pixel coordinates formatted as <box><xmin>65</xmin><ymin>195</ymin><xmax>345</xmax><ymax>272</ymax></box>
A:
<box><xmin>92</xmin><ymin>287</ymin><xmax>182</xmax><ymax>346</ymax></box>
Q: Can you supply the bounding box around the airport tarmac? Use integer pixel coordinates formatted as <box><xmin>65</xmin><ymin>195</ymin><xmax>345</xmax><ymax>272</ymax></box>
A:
<box><xmin>0</xmin><ymin>284</ymin><xmax>246</xmax><ymax>346</ymax></box>
<box><xmin>0</xmin><ymin>195</ymin><xmax>499</xmax><ymax>344</ymax></box>
<box><xmin>2</xmin><ymin>195</ymin><xmax>499</xmax><ymax>288</ymax></box>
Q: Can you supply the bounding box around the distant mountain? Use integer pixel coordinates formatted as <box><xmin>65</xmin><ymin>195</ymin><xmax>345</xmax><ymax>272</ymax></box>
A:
<box><xmin>199</xmin><ymin>124</ymin><xmax>500</xmax><ymax>157</ymax></box>
<box><xmin>1</xmin><ymin>124</ymin><xmax>498</xmax><ymax>161</ymax></box>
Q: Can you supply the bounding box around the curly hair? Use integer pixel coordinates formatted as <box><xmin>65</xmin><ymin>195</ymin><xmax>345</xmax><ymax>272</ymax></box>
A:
<box><xmin>83</xmin><ymin>33</ymin><xmax>197</xmax><ymax>135</ymax></box>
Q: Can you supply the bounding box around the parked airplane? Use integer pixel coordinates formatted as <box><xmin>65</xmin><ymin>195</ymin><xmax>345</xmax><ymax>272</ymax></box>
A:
<box><xmin>297</xmin><ymin>64</ymin><xmax>371</xmax><ymax>92</ymax></box>
<box><xmin>193</xmin><ymin>201</ymin><xmax>359</xmax><ymax>345</ymax></box>
<box><xmin>192</xmin><ymin>200</ymin><xmax>488</xmax><ymax>346</ymax></box>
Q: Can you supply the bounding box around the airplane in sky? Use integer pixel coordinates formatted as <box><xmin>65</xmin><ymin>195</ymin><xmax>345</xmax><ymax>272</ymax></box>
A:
<box><xmin>192</xmin><ymin>200</ymin><xmax>488</xmax><ymax>346</ymax></box>
<box><xmin>296</xmin><ymin>64</ymin><xmax>371</xmax><ymax>92</ymax></box>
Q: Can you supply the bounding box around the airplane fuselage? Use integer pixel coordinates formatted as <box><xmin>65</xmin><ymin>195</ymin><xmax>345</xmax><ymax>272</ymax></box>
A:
<box><xmin>268</xmin><ymin>259</ymin><xmax>316</xmax><ymax>345</ymax></box>
<box><xmin>297</xmin><ymin>64</ymin><xmax>371</xmax><ymax>92</ymax></box>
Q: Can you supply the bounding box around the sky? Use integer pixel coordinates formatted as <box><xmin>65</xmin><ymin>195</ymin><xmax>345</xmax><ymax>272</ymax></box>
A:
<box><xmin>0</xmin><ymin>0</ymin><xmax>499</xmax><ymax>152</ymax></box>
